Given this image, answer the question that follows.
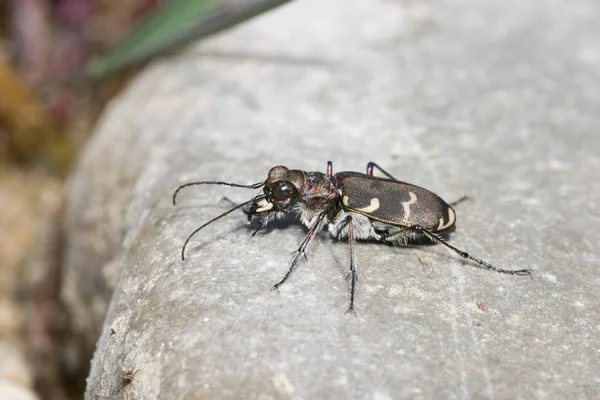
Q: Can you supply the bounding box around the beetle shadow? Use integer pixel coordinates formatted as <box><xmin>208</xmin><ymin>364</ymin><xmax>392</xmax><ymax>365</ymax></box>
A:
<box><xmin>246</xmin><ymin>215</ymin><xmax>300</xmax><ymax>235</ymax></box>
<box><xmin>203</xmin><ymin>211</ymin><xmax>298</xmax><ymax>237</ymax></box>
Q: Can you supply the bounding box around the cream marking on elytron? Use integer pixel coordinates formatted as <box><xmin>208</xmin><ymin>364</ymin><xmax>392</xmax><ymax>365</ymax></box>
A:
<box><xmin>402</xmin><ymin>192</ymin><xmax>418</xmax><ymax>222</ymax></box>
<box><xmin>342</xmin><ymin>195</ymin><xmax>380</xmax><ymax>213</ymax></box>
<box><xmin>437</xmin><ymin>207</ymin><xmax>456</xmax><ymax>231</ymax></box>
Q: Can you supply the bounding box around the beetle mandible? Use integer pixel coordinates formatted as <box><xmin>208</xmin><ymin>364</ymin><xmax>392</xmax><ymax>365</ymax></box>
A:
<box><xmin>173</xmin><ymin>161</ymin><xmax>532</xmax><ymax>313</ymax></box>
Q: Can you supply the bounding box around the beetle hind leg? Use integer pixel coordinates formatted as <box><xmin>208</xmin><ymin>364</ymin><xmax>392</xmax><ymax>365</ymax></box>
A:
<box><xmin>378</xmin><ymin>225</ymin><xmax>420</xmax><ymax>245</ymax></box>
<box><xmin>411</xmin><ymin>225</ymin><xmax>533</xmax><ymax>277</ymax></box>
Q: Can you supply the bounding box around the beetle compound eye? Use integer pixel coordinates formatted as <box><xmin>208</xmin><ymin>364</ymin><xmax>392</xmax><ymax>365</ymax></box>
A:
<box><xmin>272</xmin><ymin>181</ymin><xmax>295</xmax><ymax>201</ymax></box>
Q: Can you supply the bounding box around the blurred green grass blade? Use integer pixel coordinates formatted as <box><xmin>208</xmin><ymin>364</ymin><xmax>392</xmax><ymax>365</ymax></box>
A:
<box><xmin>83</xmin><ymin>0</ymin><xmax>292</xmax><ymax>81</ymax></box>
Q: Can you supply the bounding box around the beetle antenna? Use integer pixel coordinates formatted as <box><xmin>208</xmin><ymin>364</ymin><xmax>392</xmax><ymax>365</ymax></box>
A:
<box><xmin>181</xmin><ymin>194</ymin><xmax>268</xmax><ymax>260</ymax></box>
<box><xmin>173</xmin><ymin>181</ymin><xmax>264</xmax><ymax>206</ymax></box>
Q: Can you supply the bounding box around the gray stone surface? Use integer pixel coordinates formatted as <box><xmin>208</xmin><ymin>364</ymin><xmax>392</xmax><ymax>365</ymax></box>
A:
<box><xmin>78</xmin><ymin>0</ymin><xmax>600</xmax><ymax>398</ymax></box>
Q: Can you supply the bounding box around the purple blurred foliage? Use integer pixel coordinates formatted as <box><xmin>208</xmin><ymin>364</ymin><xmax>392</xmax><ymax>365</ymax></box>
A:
<box><xmin>49</xmin><ymin>0</ymin><xmax>93</xmax><ymax>81</ymax></box>
<box><xmin>11</xmin><ymin>0</ymin><xmax>175</xmax><ymax>85</ymax></box>
<box><xmin>9</xmin><ymin>0</ymin><xmax>167</xmax><ymax>126</ymax></box>
<box><xmin>53</xmin><ymin>0</ymin><xmax>93</xmax><ymax>25</ymax></box>
<box><xmin>10</xmin><ymin>0</ymin><xmax>53</xmax><ymax>86</ymax></box>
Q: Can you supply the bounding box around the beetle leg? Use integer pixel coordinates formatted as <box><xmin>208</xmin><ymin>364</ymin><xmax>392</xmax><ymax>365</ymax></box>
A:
<box><xmin>345</xmin><ymin>215</ymin><xmax>358</xmax><ymax>314</ymax></box>
<box><xmin>327</xmin><ymin>161</ymin><xmax>333</xmax><ymax>176</ymax></box>
<box><xmin>225</xmin><ymin>195</ymin><xmax>275</xmax><ymax>235</ymax></box>
<box><xmin>410</xmin><ymin>225</ymin><xmax>533</xmax><ymax>277</ymax></box>
<box><xmin>271</xmin><ymin>209</ymin><xmax>328</xmax><ymax>291</ymax></box>
<box><xmin>448</xmin><ymin>195</ymin><xmax>469</xmax><ymax>207</ymax></box>
<box><xmin>252</xmin><ymin>218</ymin><xmax>264</xmax><ymax>236</ymax></box>
<box><xmin>380</xmin><ymin>226</ymin><xmax>413</xmax><ymax>243</ymax></box>
<box><xmin>248</xmin><ymin>211</ymin><xmax>276</xmax><ymax>236</ymax></box>
<box><xmin>366</xmin><ymin>161</ymin><xmax>398</xmax><ymax>180</ymax></box>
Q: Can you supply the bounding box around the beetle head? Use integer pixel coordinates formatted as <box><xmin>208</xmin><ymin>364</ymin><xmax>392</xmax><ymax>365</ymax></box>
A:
<box><xmin>251</xmin><ymin>166</ymin><xmax>303</xmax><ymax>214</ymax></box>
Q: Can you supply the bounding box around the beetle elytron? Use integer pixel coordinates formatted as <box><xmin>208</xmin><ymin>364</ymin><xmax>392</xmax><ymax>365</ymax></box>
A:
<box><xmin>173</xmin><ymin>162</ymin><xmax>532</xmax><ymax>312</ymax></box>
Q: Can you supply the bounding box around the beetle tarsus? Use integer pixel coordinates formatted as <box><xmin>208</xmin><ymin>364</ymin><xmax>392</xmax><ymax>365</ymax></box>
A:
<box><xmin>270</xmin><ymin>284</ymin><xmax>281</xmax><ymax>292</ymax></box>
<box><xmin>345</xmin><ymin>306</ymin><xmax>357</xmax><ymax>316</ymax></box>
<box><xmin>273</xmin><ymin>255</ymin><xmax>301</xmax><ymax>289</ymax></box>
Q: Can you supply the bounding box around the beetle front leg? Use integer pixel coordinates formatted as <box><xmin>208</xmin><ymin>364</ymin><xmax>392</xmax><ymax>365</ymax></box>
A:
<box><xmin>245</xmin><ymin>210</ymin><xmax>274</xmax><ymax>236</ymax></box>
<box><xmin>345</xmin><ymin>215</ymin><xmax>358</xmax><ymax>314</ymax></box>
<box><xmin>251</xmin><ymin>216</ymin><xmax>268</xmax><ymax>237</ymax></box>
<box><xmin>271</xmin><ymin>209</ymin><xmax>328</xmax><ymax>291</ymax></box>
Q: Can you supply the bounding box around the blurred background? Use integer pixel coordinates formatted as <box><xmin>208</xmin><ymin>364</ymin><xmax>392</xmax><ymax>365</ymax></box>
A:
<box><xmin>0</xmin><ymin>1</ymin><xmax>290</xmax><ymax>399</ymax></box>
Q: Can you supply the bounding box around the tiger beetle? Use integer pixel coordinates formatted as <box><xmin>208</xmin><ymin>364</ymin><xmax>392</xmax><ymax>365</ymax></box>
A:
<box><xmin>173</xmin><ymin>162</ymin><xmax>532</xmax><ymax>313</ymax></box>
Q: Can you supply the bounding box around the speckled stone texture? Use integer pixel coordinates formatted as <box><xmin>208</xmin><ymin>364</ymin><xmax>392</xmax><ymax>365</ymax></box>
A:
<box><xmin>72</xmin><ymin>0</ymin><xmax>600</xmax><ymax>398</ymax></box>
